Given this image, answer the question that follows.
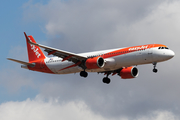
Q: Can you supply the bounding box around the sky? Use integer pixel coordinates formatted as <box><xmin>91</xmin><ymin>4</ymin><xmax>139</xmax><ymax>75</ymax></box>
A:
<box><xmin>1</xmin><ymin>0</ymin><xmax>180</xmax><ymax>119</ymax></box>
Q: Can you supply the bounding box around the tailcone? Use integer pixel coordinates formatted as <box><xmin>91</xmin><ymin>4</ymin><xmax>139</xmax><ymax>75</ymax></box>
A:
<box><xmin>21</xmin><ymin>65</ymin><xmax>28</xmax><ymax>69</ymax></box>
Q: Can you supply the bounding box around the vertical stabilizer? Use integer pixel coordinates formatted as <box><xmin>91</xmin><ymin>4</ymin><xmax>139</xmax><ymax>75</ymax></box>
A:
<box><xmin>24</xmin><ymin>32</ymin><xmax>46</xmax><ymax>62</ymax></box>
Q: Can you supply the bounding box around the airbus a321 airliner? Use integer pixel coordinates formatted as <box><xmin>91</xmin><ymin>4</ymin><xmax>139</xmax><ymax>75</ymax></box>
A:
<box><xmin>8</xmin><ymin>32</ymin><xmax>175</xmax><ymax>84</ymax></box>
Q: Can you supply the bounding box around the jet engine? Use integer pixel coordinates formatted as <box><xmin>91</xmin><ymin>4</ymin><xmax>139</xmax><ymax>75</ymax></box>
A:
<box><xmin>119</xmin><ymin>67</ymin><xmax>138</xmax><ymax>79</ymax></box>
<box><xmin>86</xmin><ymin>57</ymin><xmax>105</xmax><ymax>69</ymax></box>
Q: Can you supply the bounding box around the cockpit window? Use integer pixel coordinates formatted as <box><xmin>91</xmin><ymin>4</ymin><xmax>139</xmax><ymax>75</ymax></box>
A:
<box><xmin>158</xmin><ymin>47</ymin><xmax>169</xmax><ymax>49</ymax></box>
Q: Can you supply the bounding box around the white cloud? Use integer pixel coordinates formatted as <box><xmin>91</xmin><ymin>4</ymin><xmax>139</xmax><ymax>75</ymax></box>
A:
<box><xmin>0</xmin><ymin>96</ymin><xmax>112</xmax><ymax>120</ymax></box>
<box><xmin>0</xmin><ymin>96</ymin><xmax>178</xmax><ymax>120</ymax></box>
<box><xmin>137</xmin><ymin>111</ymin><xmax>179</xmax><ymax>120</ymax></box>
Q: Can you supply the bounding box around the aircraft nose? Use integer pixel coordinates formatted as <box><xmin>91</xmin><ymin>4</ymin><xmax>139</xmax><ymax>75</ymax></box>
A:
<box><xmin>165</xmin><ymin>50</ymin><xmax>175</xmax><ymax>59</ymax></box>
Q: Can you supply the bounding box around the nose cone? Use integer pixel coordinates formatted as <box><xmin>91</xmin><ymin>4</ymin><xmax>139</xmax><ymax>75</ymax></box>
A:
<box><xmin>165</xmin><ymin>50</ymin><xmax>175</xmax><ymax>59</ymax></box>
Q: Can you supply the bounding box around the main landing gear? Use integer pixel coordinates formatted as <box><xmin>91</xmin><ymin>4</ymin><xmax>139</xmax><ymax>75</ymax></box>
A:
<box><xmin>102</xmin><ymin>77</ymin><xmax>111</xmax><ymax>84</ymax></box>
<box><xmin>80</xmin><ymin>71</ymin><xmax>88</xmax><ymax>78</ymax></box>
<box><xmin>102</xmin><ymin>72</ymin><xmax>111</xmax><ymax>84</ymax></box>
<box><xmin>152</xmin><ymin>62</ymin><xmax>158</xmax><ymax>73</ymax></box>
<box><xmin>80</xmin><ymin>71</ymin><xmax>111</xmax><ymax>84</ymax></box>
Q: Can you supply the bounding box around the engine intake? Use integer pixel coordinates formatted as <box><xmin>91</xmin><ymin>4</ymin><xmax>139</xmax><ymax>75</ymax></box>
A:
<box><xmin>119</xmin><ymin>67</ymin><xmax>138</xmax><ymax>79</ymax></box>
<box><xmin>86</xmin><ymin>57</ymin><xmax>105</xmax><ymax>69</ymax></box>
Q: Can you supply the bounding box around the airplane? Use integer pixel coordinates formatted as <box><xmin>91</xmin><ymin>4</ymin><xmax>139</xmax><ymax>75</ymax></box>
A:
<box><xmin>7</xmin><ymin>32</ymin><xmax>175</xmax><ymax>84</ymax></box>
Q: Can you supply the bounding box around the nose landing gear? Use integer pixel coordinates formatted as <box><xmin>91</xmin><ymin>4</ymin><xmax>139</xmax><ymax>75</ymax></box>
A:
<box><xmin>152</xmin><ymin>62</ymin><xmax>158</xmax><ymax>73</ymax></box>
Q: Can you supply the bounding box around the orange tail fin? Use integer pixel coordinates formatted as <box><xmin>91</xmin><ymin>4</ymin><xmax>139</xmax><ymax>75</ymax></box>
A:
<box><xmin>24</xmin><ymin>32</ymin><xmax>46</xmax><ymax>62</ymax></box>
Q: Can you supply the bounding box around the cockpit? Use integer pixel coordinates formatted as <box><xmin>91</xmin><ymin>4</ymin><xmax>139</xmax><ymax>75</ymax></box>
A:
<box><xmin>158</xmin><ymin>47</ymin><xmax>169</xmax><ymax>49</ymax></box>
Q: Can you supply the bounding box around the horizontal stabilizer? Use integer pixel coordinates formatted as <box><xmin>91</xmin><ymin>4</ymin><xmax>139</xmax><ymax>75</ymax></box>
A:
<box><xmin>7</xmin><ymin>58</ymin><xmax>35</xmax><ymax>66</ymax></box>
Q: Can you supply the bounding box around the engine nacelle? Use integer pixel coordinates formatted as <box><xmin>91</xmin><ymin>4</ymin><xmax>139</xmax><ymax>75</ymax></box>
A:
<box><xmin>86</xmin><ymin>57</ymin><xmax>105</xmax><ymax>69</ymax></box>
<box><xmin>119</xmin><ymin>67</ymin><xmax>138</xmax><ymax>79</ymax></box>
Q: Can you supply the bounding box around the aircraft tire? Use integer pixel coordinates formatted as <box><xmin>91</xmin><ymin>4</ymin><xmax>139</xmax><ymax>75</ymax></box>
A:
<box><xmin>153</xmin><ymin>69</ymin><xmax>158</xmax><ymax>73</ymax></box>
<box><xmin>80</xmin><ymin>71</ymin><xmax>88</xmax><ymax>78</ymax></box>
<box><xmin>102</xmin><ymin>77</ymin><xmax>110</xmax><ymax>84</ymax></box>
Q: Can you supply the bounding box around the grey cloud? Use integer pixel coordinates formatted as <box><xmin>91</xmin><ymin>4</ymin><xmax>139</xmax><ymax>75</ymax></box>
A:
<box><xmin>37</xmin><ymin>65</ymin><xmax>180</xmax><ymax>118</ymax></box>
<box><xmin>23</xmin><ymin>0</ymin><xmax>165</xmax><ymax>52</ymax></box>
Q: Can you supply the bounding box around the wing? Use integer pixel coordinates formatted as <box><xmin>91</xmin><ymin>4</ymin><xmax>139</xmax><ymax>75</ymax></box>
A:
<box><xmin>26</xmin><ymin>34</ymin><xmax>87</xmax><ymax>63</ymax></box>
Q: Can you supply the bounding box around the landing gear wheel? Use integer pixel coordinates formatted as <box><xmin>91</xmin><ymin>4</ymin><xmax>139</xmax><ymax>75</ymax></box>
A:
<box><xmin>153</xmin><ymin>69</ymin><xmax>158</xmax><ymax>73</ymax></box>
<box><xmin>152</xmin><ymin>62</ymin><xmax>158</xmax><ymax>73</ymax></box>
<box><xmin>80</xmin><ymin>71</ymin><xmax>88</xmax><ymax>78</ymax></box>
<box><xmin>102</xmin><ymin>77</ymin><xmax>111</xmax><ymax>84</ymax></box>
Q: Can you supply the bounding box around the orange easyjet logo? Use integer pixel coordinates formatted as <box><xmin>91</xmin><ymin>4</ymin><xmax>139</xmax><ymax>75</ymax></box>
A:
<box><xmin>128</xmin><ymin>45</ymin><xmax>148</xmax><ymax>51</ymax></box>
<box><xmin>29</xmin><ymin>37</ymin><xmax>41</xmax><ymax>58</ymax></box>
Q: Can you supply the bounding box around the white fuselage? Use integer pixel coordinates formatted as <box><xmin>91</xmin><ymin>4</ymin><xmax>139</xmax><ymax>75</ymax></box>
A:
<box><xmin>43</xmin><ymin>46</ymin><xmax>174</xmax><ymax>74</ymax></box>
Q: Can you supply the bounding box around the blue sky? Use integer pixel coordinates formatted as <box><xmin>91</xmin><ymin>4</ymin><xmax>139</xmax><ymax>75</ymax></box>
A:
<box><xmin>0</xmin><ymin>0</ymin><xmax>48</xmax><ymax>103</ymax></box>
<box><xmin>1</xmin><ymin>1</ymin><xmax>36</xmax><ymax>64</ymax></box>
<box><xmin>1</xmin><ymin>0</ymin><xmax>180</xmax><ymax>119</ymax></box>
